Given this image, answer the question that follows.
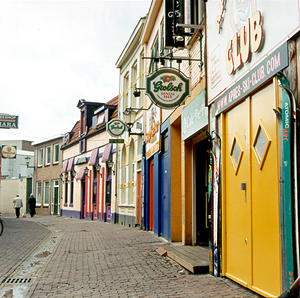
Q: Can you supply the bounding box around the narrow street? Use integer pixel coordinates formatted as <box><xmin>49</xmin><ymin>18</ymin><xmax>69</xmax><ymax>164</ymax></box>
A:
<box><xmin>0</xmin><ymin>215</ymin><xmax>259</xmax><ymax>298</ymax></box>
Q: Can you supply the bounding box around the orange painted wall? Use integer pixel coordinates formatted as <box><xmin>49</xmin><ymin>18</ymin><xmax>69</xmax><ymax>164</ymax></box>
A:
<box><xmin>170</xmin><ymin>122</ymin><xmax>182</xmax><ymax>242</ymax></box>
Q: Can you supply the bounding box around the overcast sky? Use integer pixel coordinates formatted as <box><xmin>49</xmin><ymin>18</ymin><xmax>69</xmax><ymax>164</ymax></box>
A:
<box><xmin>0</xmin><ymin>0</ymin><xmax>151</xmax><ymax>142</ymax></box>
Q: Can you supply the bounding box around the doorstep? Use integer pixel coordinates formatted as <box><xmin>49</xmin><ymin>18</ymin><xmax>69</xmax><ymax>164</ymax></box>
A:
<box><xmin>156</xmin><ymin>243</ymin><xmax>209</xmax><ymax>274</ymax></box>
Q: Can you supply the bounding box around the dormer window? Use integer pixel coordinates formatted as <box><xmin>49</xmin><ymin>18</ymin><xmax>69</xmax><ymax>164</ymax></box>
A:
<box><xmin>96</xmin><ymin>112</ymin><xmax>105</xmax><ymax>127</ymax></box>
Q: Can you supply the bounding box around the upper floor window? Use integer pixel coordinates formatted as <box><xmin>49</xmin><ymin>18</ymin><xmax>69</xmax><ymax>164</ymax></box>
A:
<box><xmin>45</xmin><ymin>146</ymin><xmax>51</xmax><ymax>166</ymax></box>
<box><xmin>124</xmin><ymin>73</ymin><xmax>129</xmax><ymax>110</ymax></box>
<box><xmin>38</xmin><ymin>148</ymin><xmax>43</xmax><ymax>167</ymax></box>
<box><xmin>190</xmin><ymin>0</ymin><xmax>204</xmax><ymax>27</ymax></box>
<box><xmin>148</xmin><ymin>37</ymin><xmax>159</xmax><ymax>74</ymax></box>
<box><xmin>80</xmin><ymin>108</ymin><xmax>87</xmax><ymax>136</ymax></box>
<box><xmin>53</xmin><ymin>143</ymin><xmax>59</xmax><ymax>164</ymax></box>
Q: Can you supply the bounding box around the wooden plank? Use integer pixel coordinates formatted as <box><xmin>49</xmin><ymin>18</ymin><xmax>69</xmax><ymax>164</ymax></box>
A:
<box><xmin>157</xmin><ymin>244</ymin><xmax>209</xmax><ymax>274</ymax></box>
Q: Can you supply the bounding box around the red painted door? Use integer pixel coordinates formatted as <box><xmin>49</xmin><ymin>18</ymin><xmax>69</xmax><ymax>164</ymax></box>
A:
<box><xmin>137</xmin><ymin>171</ymin><xmax>141</xmax><ymax>225</ymax></box>
<box><xmin>149</xmin><ymin>158</ymin><xmax>154</xmax><ymax>231</ymax></box>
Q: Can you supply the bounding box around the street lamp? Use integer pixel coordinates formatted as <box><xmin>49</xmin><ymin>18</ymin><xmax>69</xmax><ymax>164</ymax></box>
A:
<box><xmin>107</xmin><ymin>160</ymin><xmax>115</xmax><ymax>175</ymax></box>
<box><xmin>133</xmin><ymin>88</ymin><xmax>146</xmax><ymax>98</ymax></box>
<box><xmin>25</xmin><ymin>156</ymin><xmax>35</xmax><ymax>169</ymax></box>
<box><xmin>84</xmin><ymin>167</ymin><xmax>89</xmax><ymax>177</ymax></box>
<box><xmin>95</xmin><ymin>163</ymin><xmax>102</xmax><ymax>178</ymax></box>
<box><xmin>123</xmin><ymin>107</ymin><xmax>147</xmax><ymax>136</ymax></box>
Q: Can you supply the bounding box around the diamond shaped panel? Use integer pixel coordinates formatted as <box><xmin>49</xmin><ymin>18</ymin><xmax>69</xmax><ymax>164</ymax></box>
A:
<box><xmin>230</xmin><ymin>133</ymin><xmax>244</xmax><ymax>175</ymax></box>
<box><xmin>252</xmin><ymin>120</ymin><xmax>271</xmax><ymax>170</ymax></box>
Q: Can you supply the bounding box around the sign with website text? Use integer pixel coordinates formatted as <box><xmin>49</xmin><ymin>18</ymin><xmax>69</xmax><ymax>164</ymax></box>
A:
<box><xmin>146</xmin><ymin>68</ymin><xmax>190</xmax><ymax>109</ymax></box>
<box><xmin>215</xmin><ymin>43</ymin><xmax>288</xmax><ymax>115</ymax></box>
<box><xmin>206</xmin><ymin>0</ymin><xmax>300</xmax><ymax>104</ymax></box>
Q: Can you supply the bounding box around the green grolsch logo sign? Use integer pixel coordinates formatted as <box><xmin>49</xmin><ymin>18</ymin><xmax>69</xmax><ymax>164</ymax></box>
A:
<box><xmin>106</xmin><ymin>119</ymin><xmax>126</xmax><ymax>137</ymax></box>
<box><xmin>146</xmin><ymin>68</ymin><xmax>190</xmax><ymax>109</ymax></box>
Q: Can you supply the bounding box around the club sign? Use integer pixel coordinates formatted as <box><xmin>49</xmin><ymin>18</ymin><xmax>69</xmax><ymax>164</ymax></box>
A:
<box><xmin>146</xmin><ymin>68</ymin><xmax>190</xmax><ymax>109</ymax></box>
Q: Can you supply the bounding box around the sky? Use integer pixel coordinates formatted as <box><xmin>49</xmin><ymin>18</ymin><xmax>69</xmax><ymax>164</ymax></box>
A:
<box><xmin>0</xmin><ymin>0</ymin><xmax>151</xmax><ymax>142</ymax></box>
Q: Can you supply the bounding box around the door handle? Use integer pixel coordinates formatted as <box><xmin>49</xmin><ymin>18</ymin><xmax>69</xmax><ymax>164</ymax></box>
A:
<box><xmin>241</xmin><ymin>181</ymin><xmax>247</xmax><ymax>202</ymax></box>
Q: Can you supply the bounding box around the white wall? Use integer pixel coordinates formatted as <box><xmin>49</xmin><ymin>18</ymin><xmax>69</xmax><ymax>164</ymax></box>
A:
<box><xmin>0</xmin><ymin>179</ymin><xmax>28</xmax><ymax>214</ymax></box>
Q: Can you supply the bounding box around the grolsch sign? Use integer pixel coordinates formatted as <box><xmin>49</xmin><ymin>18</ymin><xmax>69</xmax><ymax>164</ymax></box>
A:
<box><xmin>146</xmin><ymin>68</ymin><xmax>190</xmax><ymax>109</ymax></box>
<box><xmin>164</xmin><ymin>0</ymin><xmax>184</xmax><ymax>48</ymax></box>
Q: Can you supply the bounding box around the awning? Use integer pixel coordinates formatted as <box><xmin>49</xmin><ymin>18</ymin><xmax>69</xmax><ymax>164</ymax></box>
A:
<box><xmin>89</xmin><ymin>148</ymin><xmax>99</xmax><ymax>166</ymax></box>
<box><xmin>102</xmin><ymin>143</ymin><xmax>112</xmax><ymax>162</ymax></box>
<box><xmin>67</xmin><ymin>157</ymin><xmax>74</xmax><ymax>172</ymax></box>
<box><xmin>76</xmin><ymin>167</ymin><xmax>86</xmax><ymax>180</ymax></box>
<box><xmin>61</xmin><ymin>160</ymin><xmax>68</xmax><ymax>173</ymax></box>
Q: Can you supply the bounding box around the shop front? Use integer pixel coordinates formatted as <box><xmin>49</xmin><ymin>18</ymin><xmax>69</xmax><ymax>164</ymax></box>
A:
<box><xmin>206</xmin><ymin>0</ymin><xmax>300</xmax><ymax>296</ymax></box>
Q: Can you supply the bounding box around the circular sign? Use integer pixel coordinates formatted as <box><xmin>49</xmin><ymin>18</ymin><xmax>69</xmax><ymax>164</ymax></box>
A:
<box><xmin>106</xmin><ymin>119</ymin><xmax>126</xmax><ymax>137</ymax></box>
<box><xmin>2</xmin><ymin>145</ymin><xmax>17</xmax><ymax>158</ymax></box>
<box><xmin>146</xmin><ymin>68</ymin><xmax>190</xmax><ymax>109</ymax></box>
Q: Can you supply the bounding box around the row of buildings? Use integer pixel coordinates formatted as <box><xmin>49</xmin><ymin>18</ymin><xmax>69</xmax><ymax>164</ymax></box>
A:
<box><xmin>2</xmin><ymin>1</ymin><xmax>300</xmax><ymax>297</ymax></box>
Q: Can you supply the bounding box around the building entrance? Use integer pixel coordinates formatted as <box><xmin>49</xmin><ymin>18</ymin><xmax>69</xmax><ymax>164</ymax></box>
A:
<box><xmin>224</xmin><ymin>80</ymin><xmax>281</xmax><ymax>297</ymax></box>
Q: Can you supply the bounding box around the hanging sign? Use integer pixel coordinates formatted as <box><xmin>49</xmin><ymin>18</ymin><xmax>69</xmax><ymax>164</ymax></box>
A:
<box><xmin>0</xmin><ymin>114</ymin><xmax>18</xmax><ymax>129</ymax></box>
<box><xmin>2</xmin><ymin>145</ymin><xmax>17</xmax><ymax>159</ymax></box>
<box><xmin>146</xmin><ymin>68</ymin><xmax>190</xmax><ymax>109</ymax></box>
<box><xmin>106</xmin><ymin>119</ymin><xmax>126</xmax><ymax>137</ymax></box>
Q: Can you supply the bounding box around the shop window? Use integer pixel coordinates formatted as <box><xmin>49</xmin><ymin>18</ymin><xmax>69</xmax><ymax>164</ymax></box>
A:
<box><xmin>70</xmin><ymin>174</ymin><xmax>74</xmax><ymax>206</ymax></box>
<box><xmin>64</xmin><ymin>174</ymin><xmax>68</xmax><ymax>206</ymax></box>
<box><xmin>43</xmin><ymin>181</ymin><xmax>49</xmax><ymax>206</ymax></box>
<box><xmin>36</xmin><ymin>181</ymin><xmax>42</xmax><ymax>206</ymax></box>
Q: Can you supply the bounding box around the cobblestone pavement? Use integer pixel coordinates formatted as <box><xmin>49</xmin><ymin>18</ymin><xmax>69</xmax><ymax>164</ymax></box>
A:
<box><xmin>0</xmin><ymin>215</ymin><xmax>260</xmax><ymax>298</ymax></box>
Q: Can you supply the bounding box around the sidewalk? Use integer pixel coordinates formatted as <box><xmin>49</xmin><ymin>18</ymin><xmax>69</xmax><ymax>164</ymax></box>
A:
<box><xmin>0</xmin><ymin>215</ymin><xmax>260</xmax><ymax>298</ymax></box>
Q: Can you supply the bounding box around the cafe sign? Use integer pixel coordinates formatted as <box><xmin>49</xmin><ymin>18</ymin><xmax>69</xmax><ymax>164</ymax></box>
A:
<box><xmin>146</xmin><ymin>68</ymin><xmax>190</xmax><ymax>109</ymax></box>
<box><xmin>106</xmin><ymin>119</ymin><xmax>126</xmax><ymax>137</ymax></box>
<box><xmin>2</xmin><ymin>145</ymin><xmax>17</xmax><ymax>159</ymax></box>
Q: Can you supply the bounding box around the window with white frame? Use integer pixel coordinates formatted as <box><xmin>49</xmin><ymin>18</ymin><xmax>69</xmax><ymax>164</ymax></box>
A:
<box><xmin>36</xmin><ymin>181</ymin><xmax>42</xmax><ymax>206</ymax></box>
<box><xmin>44</xmin><ymin>181</ymin><xmax>50</xmax><ymax>206</ymax></box>
<box><xmin>45</xmin><ymin>146</ymin><xmax>51</xmax><ymax>166</ymax></box>
<box><xmin>53</xmin><ymin>143</ymin><xmax>59</xmax><ymax>164</ymax></box>
<box><xmin>124</xmin><ymin>73</ymin><xmax>129</xmax><ymax>110</ymax></box>
<box><xmin>38</xmin><ymin>148</ymin><xmax>43</xmax><ymax>167</ymax></box>
<box><xmin>132</xmin><ymin>62</ymin><xmax>137</xmax><ymax>108</ymax></box>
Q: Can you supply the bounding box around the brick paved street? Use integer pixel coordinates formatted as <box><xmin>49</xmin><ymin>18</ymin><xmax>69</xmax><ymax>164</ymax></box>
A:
<box><xmin>0</xmin><ymin>215</ymin><xmax>260</xmax><ymax>298</ymax></box>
